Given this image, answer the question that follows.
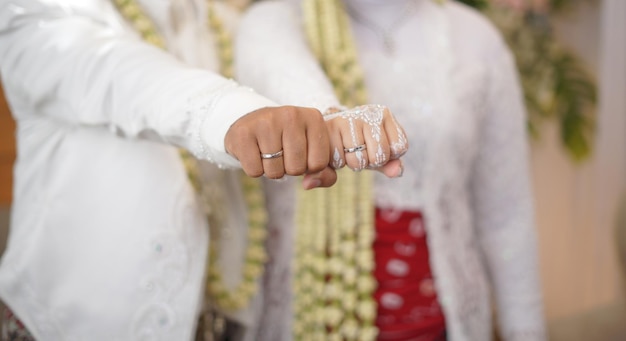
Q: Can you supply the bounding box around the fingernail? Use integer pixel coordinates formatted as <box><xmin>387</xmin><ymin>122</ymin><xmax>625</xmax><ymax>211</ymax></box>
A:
<box><xmin>350</xmin><ymin>166</ymin><xmax>363</xmax><ymax>172</ymax></box>
<box><xmin>305</xmin><ymin>178</ymin><xmax>322</xmax><ymax>190</ymax></box>
<box><xmin>396</xmin><ymin>164</ymin><xmax>404</xmax><ymax>178</ymax></box>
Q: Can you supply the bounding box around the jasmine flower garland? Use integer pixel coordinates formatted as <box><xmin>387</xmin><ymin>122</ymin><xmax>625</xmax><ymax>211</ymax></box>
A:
<box><xmin>111</xmin><ymin>0</ymin><xmax>268</xmax><ymax>312</ymax></box>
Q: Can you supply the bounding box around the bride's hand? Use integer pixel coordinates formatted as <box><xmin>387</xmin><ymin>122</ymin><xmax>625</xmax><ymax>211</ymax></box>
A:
<box><xmin>322</xmin><ymin>104</ymin><xmax>408</xmax><ymax>178</ymax></box>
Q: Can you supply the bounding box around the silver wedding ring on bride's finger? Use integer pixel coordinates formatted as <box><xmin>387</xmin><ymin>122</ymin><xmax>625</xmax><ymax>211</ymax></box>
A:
<box><xmin>260</xmin><ymin>149</ymin><xmax>284</xmax><ymax>159</ymax></box>
<box><xmin>344</xmin><ymin>144</ymin><xmax>367</xmax><ymax>153</ymax></box>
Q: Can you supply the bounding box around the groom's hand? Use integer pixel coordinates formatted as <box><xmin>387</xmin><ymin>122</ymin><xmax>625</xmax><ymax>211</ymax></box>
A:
<box><xmin>225</xmin><ymin>106</ymin><xmax>337</xmax><ymax>188</ymax></box>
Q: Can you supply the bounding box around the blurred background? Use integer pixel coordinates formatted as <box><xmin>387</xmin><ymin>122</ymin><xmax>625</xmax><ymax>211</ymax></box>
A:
<box><xmin>0</xmin><ymin>0</ymin><xmax>623</xmax><ymax>340</ymax></box>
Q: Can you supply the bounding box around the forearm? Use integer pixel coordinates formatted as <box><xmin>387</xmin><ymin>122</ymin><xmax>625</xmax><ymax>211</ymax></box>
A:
<box><xmin>0</xmin><ymin>0</ymin><xmax>275</xmax><ymax>167</ymax></box>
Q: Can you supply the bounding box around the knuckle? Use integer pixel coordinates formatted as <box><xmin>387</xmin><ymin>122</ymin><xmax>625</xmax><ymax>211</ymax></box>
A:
<box><xmin>325</xmin><ymin>119</ymin><xmax>340</xmax><ymax>131</ymax></box>
<box><xmin>285</xmin><ymin>162</ymin><xmax>307</xmax><ymax>176</ymax></box>
<box><xmin>308</xmin><ymin>164</ymin><xmax>326</xmax><ymax>174</ymax></box>
<box><xmin>265</xmin><ymin>169</ymin><xmax>285</xmax><ymax>180</ymax></box>
<box><xmin>224</xmin><ymin>141</ymin><xmax>236</xmax><ymax>156</ymax></box>
<box><xmin>255</xmin><ymin>115</ymin><xmax>273</xmax><ymax>132</ymax></box>
<box><xmin>308</xmin><ymin>155</ymin><xmax>329</xmax><ymax>173</ymax></box>
<box><xmin>280</xmin><ymin>106</ymin><xmax>300</xmax><ymax>125</ymax></box>
<box><xmin>347</xmin><ymin>156</ymin><xmax>368</xmax><ymax>171</ymax></box>
<box><xmin>308</xmin><ymin>154</ymin><xmax>330</xmax><ymax>172</ymax></box>
<box><xmin>331</xmin><ymin>154</ymin><xmax>346</xmax><ymax>169</ymax></box>
<box><xmin>345</xmin><ymin>160</ymin><xmax>359</xmax><ymax>171</ymax></box>
<box><xmin>391</xmin><ymin>146</ymin><xmax>407</xmax><ymax>159</ymax></box>
<box><xmin>243</xmin><ymin>166</ymin><xmax>264</xmax><ymax>178</ymax></box>
<box><xmin>232</xmin><ymin>124</ymin><xmax>253</xmax><ymax>141</ymax></box>
<box><xmin>309</xmin><ymin>109</ymin><xmax>324</xmax><ymax>124</ymax></box>
<box><xmin>382</xmin><ymin>143</ymin><xmax>392</xmax><ymax>158</ymax></box>
<box><xmin>372</xmin><ymin>153</ymin><xmax>390</xmax><ymax>168</ymax></box>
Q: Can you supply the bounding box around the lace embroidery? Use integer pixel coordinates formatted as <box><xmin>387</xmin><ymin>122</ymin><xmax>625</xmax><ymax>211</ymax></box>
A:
<box><xmin>186</xmin><ymin>80</ymin><xmax>239</xmax><ymax>167</ymax></box>
<box><xmin>132</xmin><ymin>229</ymin><xmax>190</xmax><ymax>340</ymax></box>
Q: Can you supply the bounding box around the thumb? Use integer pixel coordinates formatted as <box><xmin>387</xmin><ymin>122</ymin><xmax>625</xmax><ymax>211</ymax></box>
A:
<box><xmin>373</xmin><ymin>159</ymin><xmax>404</xmax><ymax>178</ymax></box>
<box><xmin>302</xmin><ymin>167</ymin><xmax>338</xmax><ymax>190</ymax></box>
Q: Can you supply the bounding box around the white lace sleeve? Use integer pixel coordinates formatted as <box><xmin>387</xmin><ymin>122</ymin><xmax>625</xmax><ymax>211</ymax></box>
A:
<box><xmin>235</xmin><ymin>1</ymin><xmax>340</xmax><ymax>112</ymax></box>
<box><xmin>0</xmin><ymin>0</ymin><xmax>275</xmax><ymax>168</ymax></box>
<box><xmin>470</xmin><ymin>39</ymin><xmax>547</xmax><ymax>341</ymax></box>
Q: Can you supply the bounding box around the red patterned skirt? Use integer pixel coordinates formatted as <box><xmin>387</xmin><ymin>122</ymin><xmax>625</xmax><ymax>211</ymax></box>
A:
<box><xmin>374</xmin><ymin>208</ymin><xmax>446</xmax><ymax>341</ymax></box>
<box><xmin>1</xmin><ymin>308</ymin><xmax>34</xmax><ymax>341</ymax></box>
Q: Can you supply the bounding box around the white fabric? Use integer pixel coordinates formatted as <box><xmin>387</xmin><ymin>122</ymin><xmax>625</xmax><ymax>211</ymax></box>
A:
<box><xmin>236</xmin><ymin>1</ymin><xmax>546</xmax><ymax>340</ymax></box>
<box><xmin>0</xmin><ymin>0</ymin><xmax>276</xmax><ymax>340</ymax></box>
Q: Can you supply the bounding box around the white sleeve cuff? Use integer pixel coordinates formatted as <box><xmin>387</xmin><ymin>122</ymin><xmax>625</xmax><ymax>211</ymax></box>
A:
<box><xmin>190</xmin><ymin>83</ymin><xmax>277</xmax><ymax>168</ymax></box>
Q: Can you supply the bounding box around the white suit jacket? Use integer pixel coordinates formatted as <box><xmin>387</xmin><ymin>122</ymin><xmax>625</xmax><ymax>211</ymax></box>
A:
<box><xmin>0</xmin><ymin>0</ymin><xmax>275</xmax><ymax>340</ymax></box>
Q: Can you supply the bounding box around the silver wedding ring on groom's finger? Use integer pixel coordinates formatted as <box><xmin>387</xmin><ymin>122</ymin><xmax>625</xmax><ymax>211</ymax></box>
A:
<box><xmin>343</xmin><ymin>144</ymin><xmax>367</xmax><ymax>153</ymax></box>
<box><xmin>260</xmin><ymin>149</ymin><xmax>284</xmax><ymax>159</ymax></box>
